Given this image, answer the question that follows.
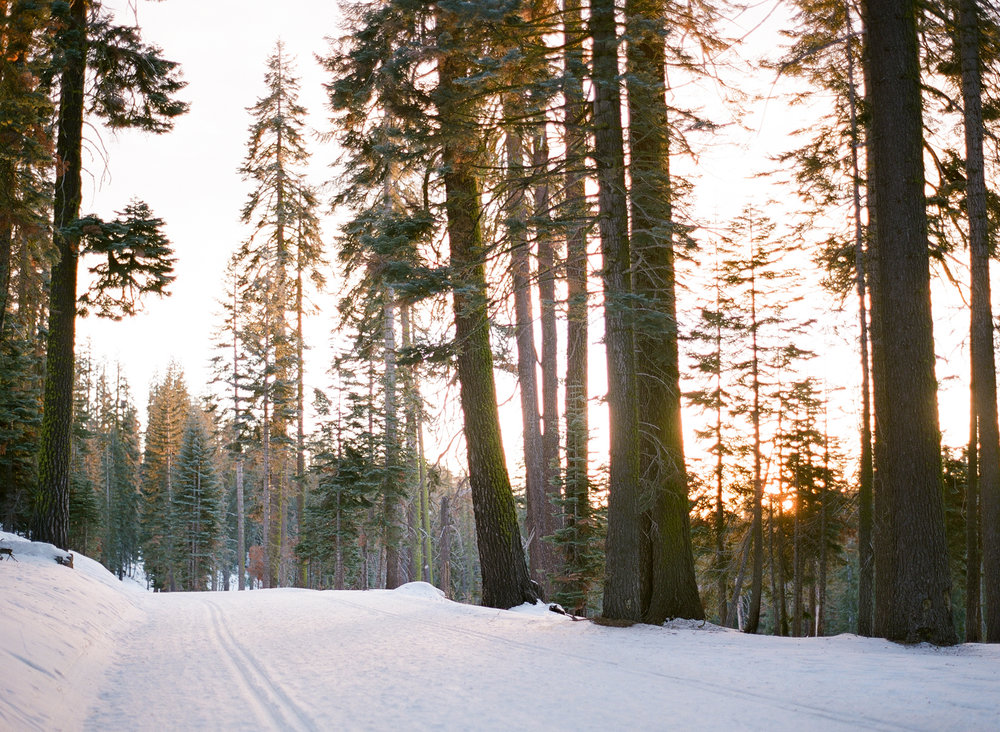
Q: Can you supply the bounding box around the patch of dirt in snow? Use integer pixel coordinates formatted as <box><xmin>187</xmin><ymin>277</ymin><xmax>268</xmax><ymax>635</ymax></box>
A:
<box><xmin>662</xmin><ymin>617</ymin><xmax>733</xmax><ymax>632</ymax></box>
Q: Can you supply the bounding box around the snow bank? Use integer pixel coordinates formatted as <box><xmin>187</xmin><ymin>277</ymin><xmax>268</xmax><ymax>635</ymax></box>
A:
<box><xmin>3</xmin><ymin>532</ymin><xmax>1000</xmax><ymax>730</ymax></box>
<box><xmin>0</xmin><ymin>532</ymin><xmax>142</xmax><ymax>731</ymax></box>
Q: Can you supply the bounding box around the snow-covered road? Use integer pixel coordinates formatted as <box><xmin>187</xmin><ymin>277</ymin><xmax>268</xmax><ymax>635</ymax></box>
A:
<box><xmin>3</xmin><ymin>533</ymin><xmax>999</xmax><ymax>731</ymax></box>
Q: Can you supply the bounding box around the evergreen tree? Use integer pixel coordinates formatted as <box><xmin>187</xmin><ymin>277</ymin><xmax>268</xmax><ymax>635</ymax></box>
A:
<box><xmin>34</xmin><ymin>0</ymin><xmax>187</xmax><ymax>548</ymax></box>
<box><xmin>141</xmin><ymin>364</ymin><xmax>191</xmax><ymax>591</ymax></box>
<box><xmin>173</xmin><ymin>413</ymin><xmax>222</xmax><ymax>591</ymax></box>
<box><xmin>235</xmin><ymin>41</ymin><xmax>322</xmax><ymax>587</ymax></box>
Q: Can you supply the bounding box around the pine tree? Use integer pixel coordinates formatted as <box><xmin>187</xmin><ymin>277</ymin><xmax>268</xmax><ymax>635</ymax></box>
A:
<box><xmin>0</xmin><ymin>0</ymin><xmax>52</xmax><ymax>349</ymax></box>
<box><xmin>141</xmin><ymin>364</ymin><xmax>191</xmax><ymax>591</ymax></box>
<box><xmin>235</xmin><ymin>42</ymin><xmax>322</xmax><ymax>587</ymax></box>
<box><xmin>34</xmin><ymin>0</ymin><xmax>187</xmax><ymax>547</ymax></box>
<box><xmin>173</xmin><ymin>412</ymin><xmax>222</xmax><ymax>591</ymax></box>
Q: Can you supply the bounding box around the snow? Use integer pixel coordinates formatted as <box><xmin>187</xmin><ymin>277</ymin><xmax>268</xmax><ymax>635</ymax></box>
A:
<box><xmin>2</xmin><ymin>532</ymin><xmax>999</xmax><ymax>731</ymax></box>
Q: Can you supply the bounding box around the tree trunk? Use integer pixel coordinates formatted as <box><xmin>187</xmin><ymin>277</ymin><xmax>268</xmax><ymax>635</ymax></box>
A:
<box><xmin>845</xmin><ymin>0</ymin><xmax>875</xmax><ymax>638</ymax></box>
<box><xmin>236</xmin><ymin>457</ymin><xmax>246</xmax><ymax>591</ymax></box>
<box><xmin>745</xmin><ymin>262</ymin><xmax>764</xmax><ymax>633</ymax></box>
<box><xmin>532</xmin><ymin>128</ymin><xmax>562</xmax><ymax>567</ymax></box>
<box><xmin>440</xmin><ymin>495</ymin><xmax>452</xmax><ymax>599</ymax></box>
<box><xmin>768</xmin><ymin>497</ymin><xmax>782</xmax><ymax>635</ymax></box>
<box><xmin>561</xmin><ymin>0</ymin><xmax>591</xmax><ymax>611</ymax></box>
<box><xmin>383</xmin><ymin>286</ymin><xmax>403</xmax><ymax>589</ymax></box>
<box><xmin>295</xmin><ymin>231</ymin><xmax>307</xmax><ymax>587</ymax></box>
<box><xmin>958</xmin><ymin>0</ymin><xmax>997</xmax><ymax>644</ymax></box>
<box><xmin>593</xmin><ymin>0</ymin><xmax>643</xmax><ymax>622</ymax></box>
<box><xmin>506</xmin><ymin>118</ymin><xmax>550</xmax><ymax>592</ymax></box>
<box><xmin>793</xmin><ymin>482</ymin><xmax>802</xmax><ymax>637</ymax></box>
<box><xmin>863</xmin><ymin>0</ymin><xmax>957</xmax><ymax>645</ymax></box>
<box><xmin>34</xmin><ymin>0</ymin><xmax>87</xmax><ymax>549</ymax></box>
<box><xmin>436</xmin><ymin>10</ymin><xmax>538</xmax><ymax>609</ymax></box>
<box><xmin>626</xmin><ymin>0</ymin><xmax>703</xmax><ymax>624</ymax></box>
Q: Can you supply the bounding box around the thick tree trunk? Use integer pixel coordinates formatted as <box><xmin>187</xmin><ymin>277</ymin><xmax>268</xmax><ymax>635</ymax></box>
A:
<box><xmin>436</xmin><ymin>11</ymin><xmax>538</xmax><ymax>609</ymax></box>
<box><xmin>862</xmin><ymin>0</ymin><xmax>957</xmax><ymax>645</ymax></box>
<box><xmin>958</xmin><ymin>0</ymin><xmax>998</xmax><ymax>644</ymax></box>
<box><xmin>34</xmin><ymin>0</ymin><xmax>87</xmax><ymax>549</ymax></box>
<box><xmin>626</xmin><ymin>0</ymin><xmax>703</xmax><ymax>624</ymax></box>
<box><xmin>845</xmin><ymin>0</ymin><xmax>875</xmax><ymax>638</ymax></box>
<box><xmin>592</xmin><ymin>0</ymin><xmax>642</xmax><ymax>622</ymax></box>
<box><xmin>561</xmin><ymin>0</ymin><xmax>591</xmax><ymax>611</ymax></box>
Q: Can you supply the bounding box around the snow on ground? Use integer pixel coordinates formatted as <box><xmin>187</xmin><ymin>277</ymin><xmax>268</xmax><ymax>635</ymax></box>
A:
<box><xmin>2</xmin><ymin>532</ymin><xmax>999</xmax><ymax>731</ymax></box>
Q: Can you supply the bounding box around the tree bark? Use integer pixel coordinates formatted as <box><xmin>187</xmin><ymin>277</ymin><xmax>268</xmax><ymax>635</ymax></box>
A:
<box><xmin>34</xmin><ymin>0</ymin><xmax>87</xmax><ymax>549</ymax></box>
<box><xmin>593</xmin><ymin>0</ymin><xmax>642</xmax><ymax>622</ymax></box>
<box><xmin>745</xmin><ymin>260</ymin><xmax>764</xmax><ymax>633</ymax></box>
<box><xmin>383</xmin><ymin>286</ymin><xmax>403</xmax><ymax>589</ymax></box>
<box><xmin>862</xmin><ymin>0</ymin><xmax>957</xmax><ymax>645</ymax></box>
<box><xmin>561</xmin><ymin>0</ymin><xmax>591</xmax><ymax>611</ymax></box>
<box><xmin>436</xmin><ymin>10</ymin><xmax>538</xmax><ymax>609</ymax></box>
<box><xmin>506</xmin><ymin>118</ymin><xmax>550</xmax><ymax>592</ymax></box>
<box><xmin>958</xmin><ymin>0</ymin><xmax>997</xmax><ymax>643</ymax></box>
<box><xmin>845</xmin><ymin>0</ymin><xmax>875</xmax><ymax>638</ymax></box>
<box><xmin>626</xmin><ymin>0</ymin><xmax>703</xmax><ymax>623</ymax></box>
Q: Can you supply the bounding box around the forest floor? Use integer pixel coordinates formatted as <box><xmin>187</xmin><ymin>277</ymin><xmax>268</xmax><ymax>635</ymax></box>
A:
<box><xmin>2</xmin><ymin>531</ymin><xmax>998</xmax><ymax>731</ymax></box>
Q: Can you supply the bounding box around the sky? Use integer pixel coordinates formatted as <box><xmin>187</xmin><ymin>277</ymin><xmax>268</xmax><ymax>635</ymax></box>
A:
<box><xmin>74</xmin><ymin>0</ymin><xmax>980</xmax><ymax>477</ymax></box>
<box><xmin>78</xmin><ymin>0</ymin><xmax>345</xmax><ymax>411</ymax></box>
<box><xmin>4</xmin><ymin>530</ymin><xmax>1000</xmax><ymax>729</ymax></box>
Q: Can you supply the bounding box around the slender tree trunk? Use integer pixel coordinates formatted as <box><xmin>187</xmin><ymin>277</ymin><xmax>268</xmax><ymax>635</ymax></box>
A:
<box><xmin>819</xmin><ymin>424</ymin><xmax>829</xmax><ymax>636</ymax></box>
<box><xmin>236</xmin><ymin>457</ymin><xmax>246</xmax><ymax>591</ymax></box>
<box><xmin>845</xmin><ymin>0</ymin><xmax>875</xmax><ymax>638</ymax></box>
<box><xmin>262</xmin><ymin>359</ymin><xmax>272</xmax><ymax>589</ymax></box>
<box><xmin>532</xmin><ymin>128</ymin><xmax>562</xmax><ymax>561</ymax></box>
<box><xmin>863</xmin><ymin>0</ymin><xmax>957</xmax><ymax>645</ymax></box>
<box><xmin>440</xmin><ymin>495</ymin><xmax>452</xmax><ymax>599</ymax></box>
<box><xmin>745</xmin><ymin>262</ymin><xmax>764</xmax><ymax>633</ymax></box>
<box><xmin>506</xmin><ymin>117</ymin><xmax>549</xmax><ymax>591</ymax></box>
<box><xmin>768</xmin><ymin>497</ymin><xmax>782</xmax><ymax>635</ymax></box>
<box><xmin>626</xmin><ymin>0</ymin><xmax>703</xmax><ymax>623</ymax></box>
<box><xmin>561</xmin><ymin>0</ymin><xmax>591</xmax><ymax>611</ymax></box>
<box><xmin>712</xmin><ymin>260</ymin><xmax>727</xmax><ymax>624</ymax></box>
<box><xmin>592</xmin><ymin>0</ymin><xmax>642</xmax><ymax>623</ymax></box>
<box><xmin>383</xmin><ymin>286</ymin><xmax>403</xmax><ymax>589</ymax></box>
<box><xmin>34</xmin><ymin>0</ymin><xmax>87</xmax><ymax>548</ymax></box>
<box><xmin>969</xmin><ymin>388</ymin><xmax>981</xmax><ymax>640</ymax></box>
<box><xmin>958</xmin><ymin>0</ymin><xmax>998</xmax><ymax>643</ymax></box>
<box><xmin>793</xmin><ymin>480</ymin><xmax>802</xmax><ymax>637</ymax></box>
<box><xmin>295</xmin><ymin>232</ymin><xmax>307</xmax><ymax>588</ymax></box>
<box><xmin>726</xmin><ymin>529</ymin><xmax>752</xmax><ymax>628</ymax></box>
<box><xmin>436</xmin><ymin>9</ymin><xmax>538</xmax><ymax>608</ymax></box>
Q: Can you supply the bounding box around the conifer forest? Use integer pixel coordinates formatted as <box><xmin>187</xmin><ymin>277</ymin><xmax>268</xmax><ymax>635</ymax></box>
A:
<box><xmin>5</xmin><ymin>0</ymin><xmax>1000</xmax><ymax>649</ymax></box>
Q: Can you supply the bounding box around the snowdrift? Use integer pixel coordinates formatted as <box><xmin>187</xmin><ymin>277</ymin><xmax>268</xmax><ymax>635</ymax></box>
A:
<box><xmin>3</xmin><ymin>531</ymin><xmax>999</xmax><ymax>731</ymax></box>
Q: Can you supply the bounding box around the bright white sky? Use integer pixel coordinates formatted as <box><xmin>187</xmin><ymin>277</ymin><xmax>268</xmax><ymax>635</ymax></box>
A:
<box><xmin>4</xmin><ymin>530</ymin><xmax>1000</xmax><ymax>729</ymax></box>
<box><xmin>79</xmin><ymin>0</ymin><xmax>344</xmax><ymax>413</ymax></box>
<box><xmin>76</xmin><ymin>0</ymin><xmax>978</xmax><ymax>478</ymax></box>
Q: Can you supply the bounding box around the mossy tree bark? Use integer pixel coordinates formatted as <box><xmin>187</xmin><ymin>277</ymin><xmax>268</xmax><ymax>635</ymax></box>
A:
<box><xmin>862</xmin><ymin>0</ymin><xmax>957</xmax><ymax>645</ymax></box>
<box><xmin>34</xmin><ymin>0</ymin><xmax>87</xmax><ymax>549</ymax></box>
<box><xmin>626</xmin><ymin>0</ymin><xmax>704</xmax><ymax>623</ymax></box>
<box><xmin>436</xmin><ymin>8</ymin><xmax>538</xmax><ymax>609</ymax></box>
<box><xmin>592</xmin><ymin>0</ymin><xmax>643</xmax><ymax>622</ymax></box>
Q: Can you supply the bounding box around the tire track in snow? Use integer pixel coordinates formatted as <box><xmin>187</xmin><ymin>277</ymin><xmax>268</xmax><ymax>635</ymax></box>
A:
<box><xmin>204</xmin><ymin>599</ymin><xmax>315</xmax><ymax>731</ymax></box>
<box><xmin>329</xmin><ymin>594</ymin><xmax>912</xmax><ymax>732</ymax></box>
